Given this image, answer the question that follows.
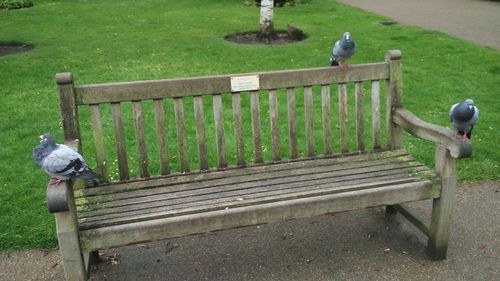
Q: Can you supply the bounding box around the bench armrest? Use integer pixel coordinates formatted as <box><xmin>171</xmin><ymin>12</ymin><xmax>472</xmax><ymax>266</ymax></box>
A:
<box><xmin>46</xmin><ymin>139</ymin><xmax>80</xmax><ymax>213</ymax></box>
<box><xmin>393</xmin><ymin>108</ymin><xmax>472</xmax><ymax>159</ymax></box>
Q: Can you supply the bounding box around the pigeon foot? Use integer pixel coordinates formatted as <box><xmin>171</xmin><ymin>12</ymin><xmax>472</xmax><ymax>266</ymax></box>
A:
<box><xmin>49</xmin><ymin>178</ymin><xmax>63</xmax><ymax>185</ymax></box>
<box><xmin>339</xmin><ymin>63</ymin><xmax>350</xmax><ymax>70</ymax></box>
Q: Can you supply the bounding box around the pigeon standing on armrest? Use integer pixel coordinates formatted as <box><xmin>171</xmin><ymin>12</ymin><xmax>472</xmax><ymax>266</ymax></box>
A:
<box><xmin>32</xmin><ymin>134</ymin><xmax>100</xmax><ymax>186</ymax></box>
<box><xmin>330</xmin><ymin>32</ymin><xmax>356</xmax><ymax>70</ymax></box>
<box><xmin>449</xmin><ymin>99</ymin><xmax>479</xmax><ymax>141</ymax></box>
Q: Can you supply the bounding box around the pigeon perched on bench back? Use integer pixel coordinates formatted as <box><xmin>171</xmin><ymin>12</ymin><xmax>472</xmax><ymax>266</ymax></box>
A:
<box><xmin>449</xmin><ymin>99</ymin><xmax>479</xmax><ymax>141</ymax></box>
<box><xmin>32</xmin><ymin>134</ymin><xmax>99</xmax><ymax>185</ymax></box>
<box><xmin>330</xmin><ymin>32</ymin><xmax>356</xmax><ymax>69</ymax></box>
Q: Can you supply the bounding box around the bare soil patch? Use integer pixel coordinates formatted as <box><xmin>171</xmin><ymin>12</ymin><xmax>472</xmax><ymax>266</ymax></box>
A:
<box><xmin>0</xmin><ymin>43</ymin><xmax>33</xmax><ymax>56</ymax></box>
<box><xmin>225</xmin><ymin>30</ymin><xmax>306</xmax><ymax>45</ymax></box>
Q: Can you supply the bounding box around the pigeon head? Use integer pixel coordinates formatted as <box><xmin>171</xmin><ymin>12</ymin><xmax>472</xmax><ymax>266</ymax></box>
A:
<box><xmin>454</xmin><ymin>99</ymin><xmax>475</xmax><ymax>122</ymax></box>
<box><xmin>40</xmin><ymin>133</ymin><xmax>56</xmax><ymax>146</ymax></box>
<box><xmin>340</xmin><ymin>32</ymin><xmax>354</xmax><ymax>49</ymax></box>
<box><xmin>33</xmin><ymin>134</ymin><xmax>57</xmax><ymax>165</ymax></box>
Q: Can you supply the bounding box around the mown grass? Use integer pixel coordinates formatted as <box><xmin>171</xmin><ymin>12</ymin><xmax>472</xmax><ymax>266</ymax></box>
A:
<box><xmin>0</xmin><ymin>0</ymin><xmax>498</xmax><ymax>250</ymax></box>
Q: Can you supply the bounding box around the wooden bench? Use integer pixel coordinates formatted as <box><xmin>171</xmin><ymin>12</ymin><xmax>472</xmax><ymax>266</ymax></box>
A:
<box><xmin>46</xmin><ymin>50</ymin><xmax>471</xmax><ymax>280</ymax></box>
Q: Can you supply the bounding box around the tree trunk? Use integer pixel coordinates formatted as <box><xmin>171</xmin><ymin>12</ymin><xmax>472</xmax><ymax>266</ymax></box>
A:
<box><xmin>258</xmin><ymin>0</ymin><xmax>275</xmax><ymax>40</ymax></box>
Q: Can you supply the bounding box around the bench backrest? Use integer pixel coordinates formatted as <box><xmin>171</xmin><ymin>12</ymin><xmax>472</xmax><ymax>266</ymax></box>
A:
<box><xmin>56</xmin><ymin>50</ymin><xmax>403</xmax><ymax>183</ymax></box>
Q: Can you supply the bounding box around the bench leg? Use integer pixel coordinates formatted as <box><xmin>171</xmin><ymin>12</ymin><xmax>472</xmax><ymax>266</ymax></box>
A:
<box><xmin>54</xmin><ymin>183</ymin><xmax>88</xmax><ymax>281</ymax></box>
<box><xmin>427</xmin><ymin>146</ymin><xmax>456</xmax><ymax>260</ymax></box>
<box><xmin>56</xmin><ymin>212</ymin><xmax>88</xmax><ymax>280</ymax></box>
<box><xmin>384</xmin><ymin>205</ymin><xmax>397</xmax><ymax>218</ymax></box>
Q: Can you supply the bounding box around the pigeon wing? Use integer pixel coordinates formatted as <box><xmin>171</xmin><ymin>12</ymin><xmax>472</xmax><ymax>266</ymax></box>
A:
<box><xmin>41</xmin><ymin>145</ymin><xmax>89</xmax><ymax>180</ymax></box>
<box><xmin>449</xmin><ymin>103</ymin><xmax>459</xmax><ymax>122</ymax></box>
<box><xmin>333</xmin><ymin>41</ymin><xmax>355</xmax><ymax>63</ymax></box>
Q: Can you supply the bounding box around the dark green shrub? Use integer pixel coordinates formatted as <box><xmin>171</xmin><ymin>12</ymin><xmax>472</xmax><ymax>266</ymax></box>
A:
<box><xmin>0</xmin><ymin>0</ymin><xmax>33</xmax><ymax>10</ymax></box>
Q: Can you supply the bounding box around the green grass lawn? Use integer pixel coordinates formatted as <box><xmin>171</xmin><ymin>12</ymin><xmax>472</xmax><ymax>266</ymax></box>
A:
<box><xmin>0</xmin><ymin>0</ymin><xmax>498</xmax><ymax>250</ymax></box>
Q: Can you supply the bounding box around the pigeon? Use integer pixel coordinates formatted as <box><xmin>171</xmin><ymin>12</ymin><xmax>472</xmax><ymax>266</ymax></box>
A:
<box><xmin>32</xmin><ymin>134</ymin><xmax>100</xmax><ymax>185</ymax></box>
<box><xmin>330</xmin><ymin>32</ymin><xmax>356</xmax><ymax>69</ymax></box>
<box><xmin>449</xmin><ymin>99</ymin><xmax>479</xmax><ymax>141</ymax></box>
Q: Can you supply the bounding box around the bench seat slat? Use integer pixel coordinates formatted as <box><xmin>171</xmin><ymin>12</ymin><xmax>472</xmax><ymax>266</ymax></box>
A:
<box><xmin>79</xmin><ymin>179</ymin><xmax>436</xmax><ymax>252</ymax></box>
<box><xmin>79</xmin><ymin>173</ymin><xmax>435</xmax><ymax>230</ymax></box>
<box><xmin>78</xmin><ymin>164</ymin><xmax>432</xmax><ymax>225</ymax></box>
<box><xmin>75</xmin><ymin>150</ymin><xmax>409</xmax><ymax>198</ymax></box>
<box><xmin>76</xmin><ymin>151</ymin><xmax>438</xmax><ymax>234</ymax></box>
<box><xmin>76</xmin><ymin>155</ymin><xmax>421</xmax><ymax>208</ymax></box>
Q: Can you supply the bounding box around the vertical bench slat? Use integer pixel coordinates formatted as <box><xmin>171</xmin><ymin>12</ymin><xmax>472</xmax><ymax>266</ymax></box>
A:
<box><xmin>321</xmin><ymin>85</ymin><xmax>332</xmax><ymax>155</ymax></box>
<box><xmin>269</xmin><ymin>90</ymin><xmax>281</xmax><ymax>161</ymax></box>
<box><xmin>232</xmin><ymin>93</ymin><xmax>245</xmax><ymax>166</ymax></box>
<box><xmin>286</xmin><ymin>88</ymin><xmax>298</xmax><ymax>159</ymax></box>
<box><xmin>355</xmin><ymin>82</ymin><xmax>365</xmax><ymax>151</ymax></box>
<box><xmin>250</xmin><ymin>91</ymin><xmax>264</xmax><ymax>163</ymax></box>
<box><xmin>371</xmin><ymin>80</ymin><xmax>381</xmax><ymax>149</ymax></box>
<box><xmin>89</xmin><ymin>104</ymin><xmax>108</xmax><ymax>182</ymax></box>
<box><xmin>173</xmin><ymin>97</ymin><xmax>190</xmax><ymax>173</ymax></box>
<box><xmin>213</xmin><ymin>94</ymin><xmax>228</xmax><ymax>168</ymax></box>
<box><xmin>194</xmin><ymin>96</ymin><xmax>208</xmax><ymax>171</ymax></box>
<box><xmin>132</xmin><ymin>101</ymin><xmax>149</xmax><ymax>178</ymax></box>
<box><xmin>304</xmin><ymin>86</ymin><xmax>314</xmax><ymax>157</ymax></box>
<box><xmin>338</xmin><ymin>84</ymin><xmax>349</xmax><ymax>153</ymax></box>
<box><xmin>111</xmin><ymin>102</ymin><xmax>129</xmax><ymax>180</ymax></box>
<box><xmin>153</xmin><ymin>99</ymin><xmax>169</xmax><ymax>175</ymax></box>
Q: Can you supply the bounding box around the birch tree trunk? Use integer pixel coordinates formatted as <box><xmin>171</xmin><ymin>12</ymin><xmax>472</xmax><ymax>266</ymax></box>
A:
<box><xmin>258</xmin><ymin>0</ymin><xmax>275</xmax><ymax>40</ymax></box>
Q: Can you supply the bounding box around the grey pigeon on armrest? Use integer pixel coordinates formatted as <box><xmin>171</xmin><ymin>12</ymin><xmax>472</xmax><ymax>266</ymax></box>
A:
<box><xmin>32</xmin><ymin>134</ymin><xmax>100</xmax><ymax>186</ymax></box>
<box><xmin>330</xmin><ymin>32</ymin><xmax>355</xmax><ymax>69</ymax></box>
<box><xmin>449</xmin><ymin>99</ymin><xmax>479</xmax><ymax>141</ymax></box>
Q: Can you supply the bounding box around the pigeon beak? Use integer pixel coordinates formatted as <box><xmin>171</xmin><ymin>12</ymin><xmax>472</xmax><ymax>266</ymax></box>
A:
<box><xmin>39</xmin><ymin>135</ymin><xmax>44</xmax><ymax>143</ymax></box>
<box><xmin>468</xmin><ymin>105</ymin><xmax>473</xmax><ymax>110</ymax></box>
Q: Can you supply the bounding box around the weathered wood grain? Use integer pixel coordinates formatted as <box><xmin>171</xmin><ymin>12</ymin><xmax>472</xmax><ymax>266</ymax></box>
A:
<box><xmin>132</xmin><ymin>101</ymin><xmax>149</xmax><ymax>178</ymax></box>
<box><xmin>89</xmin><ymin>105</ymin><xmax>108</xmax><ymax>182</ymax></box>
<box><xmin>355</xmin><ymin>82</ymin><xmax>365</xmax><ymax>151</ymax></box>
<box><xmin>393</xmin><ymin>109</ymin><xmax>472</xmax><ymax>159</ymax></box>
<box><xmin>427</xmin><ymin>148</ymin><xmax>456</xmax><ymax>260</ymax></box>
<box><xmin>77</xmin><ymin>156</ymin><xmax>424</xmax><ymax>209</ymax></box>
<box><xmin>173</xmin><ymin>98</ymin><xmax>189</xmax><ymax>173</ymax></box>
<box><xmin>54</xmin><ymin>182</ymin><xmax>88</xmax><ymax>280</ymax></box>
<box><xmin>111</xmin><ymin>102</ymin><xmax>129</xmax><ymax>180</ymax></box>
<box><xmin>154</xmin><ymin>99</ymin><xmax>169</xmax><ymax>175</ymax></box>
<box><xmin>371</xmin><ymin>80</ymin><xmax>381</xmax><ymax>149</ymax></box>
<box><xmin>56</xmin><ymin>73</ymin><xmax>81</xmax><ymax>146</ymax></box>
<box><xmin>250</xmin><ymin>91</ymin><xmax>263</xmax><ymax>163</ymax></box>
<box><xmin>304</xmin><ymin>86</ymin><xmax>314</xmax><ymax>157</ymax></box>
<box><xmin>78</xmin><ymin>162</ymin><xmax>430</xmax><ymax>220</ymax></box>
<box><xmin>338</xmin><ymin>83</ymin><xmax>349</xmax><ymax>153</ymax></box>
<box><xmin>74</xmin><ymin>63</ymin><xmax>390</xmax><ymax>104</ymax></box>
<box><xmin>231</xmin><ymin>93</ymin><xmax>245</xmax><ymax>166</ymax></box>
<box><xmin>76</xmin><ymin>150</ymin><xmax>407</xmax><ymax>198</ymax></box>
<box><xmin>79</xmin><ymin>180</ymin><xmax>435</xmax><ymax>252</ymax></box>
<box><xmin>286</xmin><ymin>88</ymin><xmax>298</xmax><ymax>159</ymax></box>
<box><xmin>269</xmin><ymin>90</ymin><xmax>281</xmax><ymax>161</ymax></box>
<box><xmin>321</xmin><ymin>85</ymin><xmax>332</xmax><ymax>155</ymax></box>
<box><xmin>385</xmin><ymin>50</ymin><xmax>404</xmax><ymax>150</ymax></box>
<box><xmin>213</xmin><ymin>94</ymin><xmax>228</xmax><ymax>168</ymax></box>
<box><xmin>193</xmin><ymin>96</ymin><xmax>208</xmax><ymax>171</ymax></box>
